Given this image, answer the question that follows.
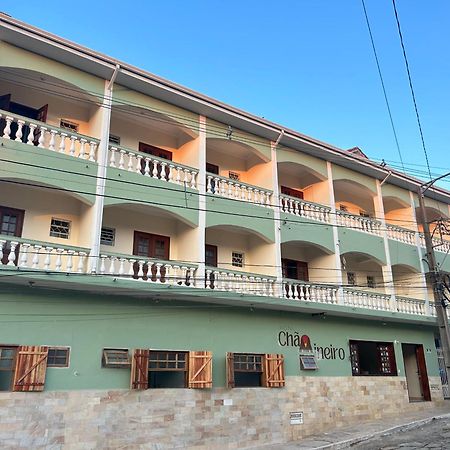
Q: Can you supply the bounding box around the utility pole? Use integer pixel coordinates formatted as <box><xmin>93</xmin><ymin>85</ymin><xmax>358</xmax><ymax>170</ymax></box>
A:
<box><xmin>418</xmin><ymin>183</ymin><xmax>450</xmax><ymax>383</ymax></box>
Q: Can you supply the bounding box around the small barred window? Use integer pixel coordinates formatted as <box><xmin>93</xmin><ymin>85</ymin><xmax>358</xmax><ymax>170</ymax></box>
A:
<box><xmin>50</xmin><ymin>218</ymin><xmax>71</xmax><ymax>239</ymax></box>
<box><xmin>100</xmin><ymin>227</ymin><xmax>115</xmax><ymax>246</ymax></box>
<box><xmin>232</xmin><ymin>252</ymin><xmax>244</xmax><ymax>268</ymax></box>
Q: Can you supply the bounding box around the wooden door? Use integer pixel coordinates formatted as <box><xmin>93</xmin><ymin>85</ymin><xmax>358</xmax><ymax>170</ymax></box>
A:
<box><xmin>206</xmin><ymin>163</ymin><xmax>219</xmax><ymax>175</ymax></box>
<box><xmin>416</xmin><ymin>345</ymin><xmax>431</xmax><ymax>401</ymax></box>
<box><xmin>138</xmin><ymin>142</ymin><xmax>172</xmax><ymax>176</ymax></box>
<box><xmin>0</xmin><ymin>206</ymin><xmax>24</xmax><ymax>265</ymax></box>
<box><xmin>281</xmin><ymin>258</ymin><xmax>309</xmax><ymax>281</ymax></box>
<box><xmin>205</xmin><ymin>244</ymin><xmax>218</xmax><ymax>267</ymax></box>
<box><xmin>281</xmin><ymin>186</ymin><xmax>304</xmax><ymax>200</ymax></box>
<box><xmin>133</xmin><ymin>231</ymin><xmax>170</xmax><ymax>280</ymax></box>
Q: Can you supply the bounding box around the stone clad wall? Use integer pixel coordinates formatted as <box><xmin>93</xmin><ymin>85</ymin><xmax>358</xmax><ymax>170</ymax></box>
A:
<box><xmin>0</xmin><ymin>376</ymin><xmax>443</xmax><ymax>449</ymax></box>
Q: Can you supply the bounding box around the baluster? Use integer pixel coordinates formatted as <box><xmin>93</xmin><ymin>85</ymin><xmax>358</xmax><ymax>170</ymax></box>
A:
<box><xmin>128</xmin><ymin>259</ymin><xmax>136</xmax><ymax>278</ymax></box>
<box><xmin>160</xmin><ymin>162</ymin><xmax>167</xmax><ymax>181</ymax></box>
<box><xmin>89</xmin><ymin>142</ymin><xmax>97</xmax><ymax>162</ymax></box>
<box><xmin>15</xmin><ymin>120</ymin><xmax>25</xmax><ymax>142</ymax></box>
<box><xmin>234</xmin><ymin>183</ymin><xmax>240</xmax><ymax>199</ymax></box>
<box><xmin>292</xmin><ymin>200</ymin><xmax>299</xmax><ymax>216</ymax></box>
<box><xmin>253</xmin><ymin>189</ymin><xmax>259</xmax><ymax>204</ymax></box>
<box><xmin>109</xmin><ymin>147</ymin><xmax>117</xmax><ymax>167</ymax></box>
<box><xmin>175</xmin><ymin>167</ymin><xmax>181</xmax><ymax>184</ymax></box>
<box><xmin>206</xmin><ymin>176</ymin><xmax>212</xmax><ymax>193</ymax></box>
<box><xmin>68</xmin><ymin>135</ymin><xmax>76</xmax><ymax>156</ymax></box>
<box><xmin>109</xmin><ymin>256</ymin><xmax>117</xmax><ymax>275</ymax></box>
<box><xmin>127</xmin><ymin>153</ymin><xmax>135</xmax><ymax>172</ymax></box>
<box><xmin>164</xmin><ymin>264</ymin><xmax>171</xmax><ymax>284</ymax></box>
<box><xmin>241</xmin><ymin>185</ymin><xmax>247</xmax><ymax>201</ymax></box>
<box><xmin>152</xmin><ymin>159</ymin><xmax>159</xmax><ymax>178</ymax></box>
<box><xmin>183</xmin><ymin>169</ymin><xmax>190</xmax><ymax>186</ymax></box>
<box><xmin>77</xmin><ymin>252</ymin><xmax>86</xmax><ymax>273</ymax></box>
<box><xmin>181</xmin><ymin>266</ymin><xmax>188</xmax><ymax>285</ymax></box>
<box><xmin>299</xmin><ymin>285</ymin><xmax>306</xmax><ymax>301</ymax></box>
<box><xmin>214</xmin><ymin>271</ymin><xmax>222</xmax><ymax>290</ymax></box>
<box><xmin>213</xmin><ymin>177</ymin><xmax>220</xmax><ymax>195</ymax></box>
<box><xmin>205</xmin><ymin>269</ymin><xmax>212</xmax><ymax>289</ymax></box>
<box><xmin>254</xmin><ymin>277</ymin><xmax>261</xmax><ymax>295</ymax></box>
<box><xmin>137</xmin><ymin>260</ymin><xmax>145</xmax><ymax>279</ymax></box>
<box><xmin>260</xmin><ymin>191</ymin><xmax>266</xmax><ymax>206</ymax></box>
<box><xmin>100</xmin><ymin>255</ymin><xmax>107</xmax><ymax>274</ymax></box>
<box><xmin>227</xmin><ymin>181</ymin><xmax>233</xmax><ymax>198</ymax></box>
<box><xmin>118</xmin><ymin>258</ymin><xmax>126</xmax><ymax>276</ymax></box>
<box><xmin>168</xmin><ymin>164</ymin><xmax>174</xmax><ymax>182</ymax></box>
<box><xmin>135</xmin><ymin>154</ymin><xmax>142</xmax><ymax>173</ymax></box>
<box><xmin>78</xmin><ymin>138</ymin><xmax>87</xmax><ymax>159</ymax></box>
<box><xmin>48</xmin><ymin>129</ymin><xmax>57</xmax><ymax>150</ymax></box>
<box><xmin>144</xmin><ymin>158</ymin><xmax>151</xmax><ymax>176</ymax></box>
<box><xmin>172</xmin><ymin>265</ymin><xmax>180</xmax><ymax>285</ymax></box>
<box><xmin>58</xmin><ymin>132</ymin><xmax>67</xmax><ymax>153</ymax></box>
<box><xmin>119</xmin><ymin>150</ymin><xmax>126</xmax><ymax>169</ymax></box>
<box><xmin>0</xmin><ymin>240</ymin><xmax>5</xmax><ymax>265</ymax></box>
<box><xmin>19</xmin><ymin>243</ymin><xmax>30</xmax><ymax>268</ymax></box>
<box><xmin>55</xmin><ymin>249</ymin><xmax>63</xmax><ymax>271</ymax></box>
<box><xmin>6</xmin><ymin>242</ymin><xmax>17</xmax><ymax>266</ymax></box>
<box><xmin>27</xmin><ymin>123</ymin><xmax>37</xmax><ymax>145</ymax></box>
<box><xmin>44</xmin><ymin>247</ymin><xmax>53</xmax><ymax>270</ymax></box>
<box><xmin>247</xmin><ymin>187</ymin><xmax>253</xmax><ymax>202</ymax></box>
<box><xmin>293</xmin><ymin>283</ymin><xmax>299</xmax><ymax>300</ymax></box>
<box><xmin>2</xmin><ymin>116</ymin><xmax>13</xmax><ymax>139</ymax></box>
<box><xmin>190</xmin><ymin>171</ymin><xmax>196</xmax><ymax>189</ymax></box>
<box><xmin>266</xmin><ymin>192</ymin><xmax>271</xmax><ymax>207</ymax></box>
<box><xmin>66</xmin><ymin>251</ymin><xmax>74</xmax><ymax>272</ymax></box>
<box><xmin>32</xmin><ymin>245</ymin><xmax>42</xmax><ymax>269</ymax></box>
<box><xmin>288</xmin><ymin>198</ymin><xmax>294</xmax><ymax>214</ymax></box>
<box><xmin>220</xmin><ymin>180</ymin><xmax>227</xmax><ymax>197</ymax></box>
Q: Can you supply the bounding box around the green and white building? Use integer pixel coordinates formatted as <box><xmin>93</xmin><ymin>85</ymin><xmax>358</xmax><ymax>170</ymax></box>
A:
<box><xmin>0</xmin><ymin>13</ymin><xmax>449</xmax><ymax>448</ymax></box>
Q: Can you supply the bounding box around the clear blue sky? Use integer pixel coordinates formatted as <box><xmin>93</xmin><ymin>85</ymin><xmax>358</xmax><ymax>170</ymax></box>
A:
<box><xmin>5</xmin><ymin>1</ymin><xmax>450</xmax><ymax>184</ymax></box>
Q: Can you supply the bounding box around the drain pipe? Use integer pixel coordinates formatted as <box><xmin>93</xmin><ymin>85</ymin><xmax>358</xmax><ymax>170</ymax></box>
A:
<box><xmin>380</xmin><ymin>170</ymin><xmax>392</xmax><ymax>186</ymax></box>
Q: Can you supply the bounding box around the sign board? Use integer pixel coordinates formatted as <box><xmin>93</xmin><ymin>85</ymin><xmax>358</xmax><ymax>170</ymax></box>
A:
<box><xmin>289</xmin><ymin>411</ymin><xmax>303</xmax><ymax>425</ymax></box>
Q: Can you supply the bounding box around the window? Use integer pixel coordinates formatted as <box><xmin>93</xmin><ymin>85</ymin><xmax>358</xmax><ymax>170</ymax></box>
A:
<box><xmin>47</xmin><ymin>347</ymin><xmax>70</xmax><ymax>368</ymax></box>
<box><xmin>280</xmin><ymin>186</ymin><xmax>304</xmax><ymax>200</ymax></box>
<box><xmin>232</xmin><ymin>252</ymin><xmax>244</xmax><ymax>268</ymax></box>
<box><xmin>100</xmin><ymin>227</ymin><xmax>115</xmax><ymax>246</ymax></box>
<box><xmin>347</xmin><ymin>272</ymin><xmax>356</xmax><ymax>286</ymax></box>
<box><xmin>130</xmin><ymin>349</ymin><xmax>212</xmax><ymax>390</ymax></box>
<box><xmin>226</xmin><ymin>352</ymin><xmax>285</xmax><ymax>388</ymax></box>
<box><xmin>133</xmin><ymin>231</ymin><xmax>169</xmax><ymax>260</ymax></box>
<box><xmin>300</xmin><ymin>354</ymin><xmax>318</xmax><ymax>370</ymax></box>
<box><xmin>205</xmin><ymin>244</ymin><xmax>218</xmax><ymax>267</ymax></box>
<box><xmin>206</xmin><ymin>163</ymin><xmax>219</xmax><ymax>175</ymax></box>
<box><xmin>49</xmin><ymin>218</ymin><xmax>71</xmax><ymax>239</ymax></box>
<box><xmin>339</xmin><ymin>204</ymin><xmax>348</xmax><ymax>212</ymax></box>
<box><xmin>359</xmin><ymin>210</ymin><xmax>370</xmax><ymax>218</ymax></box>
<box><xmin>228</xmin><ymin>171</ymin><xmax>240</xmax><ymax>181</ymax></box>
<box><xmin>0</xmin><ymin>347</ymin><xmax>16</xmax><ymax>371</ymax></box>
<box><xmin>109</xmin><ymin>134</ymin><xmax>121</xmax><ymax>145</ymax></box>
<box><xmin>102</xmin><ymin>348</ymin><xmax>130</xmax><ymax>368</ymax></box>
<box><xmin>59</xmin><ymin>119</ymin><xmax>79</xmax><ymax>133</ymax></box>
<box><xmin>350</xmin><ymin>340</ymin><xmax>397</xmax><ymax>376</ymax></box>
<box><xmin>367</xmin><ymin>276</ymin><xmax>375</xmax><ymax>288</ymax></box>
<box><xmin>282</xmin><ymin>259</ymin><xmax>309</xmax><ymax>281</ymax></box>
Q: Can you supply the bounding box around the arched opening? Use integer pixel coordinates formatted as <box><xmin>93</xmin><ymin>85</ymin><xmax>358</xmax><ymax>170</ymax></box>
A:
<box><xmin>415</xmin><ymin>205</ymin><xmax>449</xmax><ymax>239</ymax></box>
<box><xmin>110</xmin><ymin>103</ymin><xmax>199</xmax><ymax>169</ymax></box>
<box><xmin>333</xmin><ymin>179</ymin><xmax>376</xmax><ymax>217</ymax></box>
<box><xmin>277</xmin><ymin>161</ymin><xmax>328</xmax><ymax>206</ymax></box>
<box><xmin>383</xmin><ymin>196</ymin><xmax>414</xmax><ymax>229</ymax></box>
<box><xmin>341</xmin><ymin>251</ymin><xmax>385</xmax><ymax>293</ymax></box>
<box><xmin>391</xmin><ymin>264</ymin><xmax>424</xmax><ymax>300</ymax></box>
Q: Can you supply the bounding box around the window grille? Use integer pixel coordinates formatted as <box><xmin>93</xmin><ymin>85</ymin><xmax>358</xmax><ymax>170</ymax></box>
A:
<box><xmin>232</xmin><ymin>252</ymin><xmax>244</xmax><ymax>268</ymax></box>
<box><xmin>339</xmin><ymin>204</ymin><xmax>348</xmax><ymax>212</ymax></box>
<box><xmin>233</xmin><ymin>353</ymin><xmax>263</xmax><ymax>372</ymax></box>
<box><xmin>100</xmin><ymin>227</ymin><xmax>115</xmax><ymax>246</ymax></box>
<box><xmin>47</xmin><ymin>347</ymin><xmax>70</xmax><ymax>367</ymax></box>
<box><xmin>300</xmin><ymin>355</ymin><xmax>318</xmax><ymax>370</ymax></box>
<box><xmin>229</xmin><ymin>171</ymin><xmax>240</xmax><ymax>181</ymax></box>
<box><xmin>102</xmin><ymin>349</ymin><xmax>130</xmax><ymax>368</ymax></box>
<box><xmin>367</xmin><ymin>276</ymin><xmax>375</xmax><ymax>288</ymax></box>
<box><xmin>109</xmin><ymin>134</ymin><xmax>121</xmax><ymax>145</ymax></box>
<box><xmin>149</xmin><ymin>351</ymin><xmax>187</xmax><ymax>370</ymax></box>
<box><xmin>59</xmin><ymin>119</ymin><xmax>79</xmax><ymax>133</ymax></box>
<box><xmin>50</xmin><ymin>218</ymin><xmax>71</xmax><ymax>239</ymax></box>
<box><xmin>347</xmin><ymin>272</ymin><xmax>356</xmax><ymax>286</ymax></box>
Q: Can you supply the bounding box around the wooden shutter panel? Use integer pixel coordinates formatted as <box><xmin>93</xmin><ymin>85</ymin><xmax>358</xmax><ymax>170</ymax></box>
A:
<box><xmin>226</xmin><ymin>352</ymin><xmax>235</xmax><ymax>388</ymax></box>
<box><xmin>13</xmin><ymin>345</ymin><xmax>48</xmax><ymax>392</ymax></box>
<box><xmin>130</xmin><ymin>349</ymin><xmax>149</xmax><ymax>390</ymax></box>
<box><xmin>263</xmin><ymin>353</ymin><xmax>285</xmax><ymax>388</ymax></box>
<box><xmin>188</xmin><ymin>351</ymin><xmax>212</xmax><ymax>389</ymax></box>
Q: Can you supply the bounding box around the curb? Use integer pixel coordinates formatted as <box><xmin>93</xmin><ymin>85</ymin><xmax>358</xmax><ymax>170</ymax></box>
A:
<box><xmin>314</xmin><ymin>412</ymin><xmax>450</xmax><ymax>449</ymax></box>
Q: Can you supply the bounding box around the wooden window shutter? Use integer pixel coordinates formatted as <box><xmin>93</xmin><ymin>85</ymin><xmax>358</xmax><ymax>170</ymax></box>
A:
<box><xmin>226</xmin><ymin>352</ymin><xmax>235</xmax><ymax>388</ymax></box>
<box><xmin>130</xmin><ymin>349</ymin><xmax>149</xmax><ymax>390</ymax></box>
<box><xmin>13</xmin><ymin>345</ymin><xmax>49</xmax><ymax>392</ymax></box>
<box><xmin>188</xmin><ymin>351</ymin><xmax>212</xmax><ymax>389</ymax></box>
<box><xmin>263</xmin><ymin>353</ymin><xmax>285</xmax><ymax>388</ymax></box>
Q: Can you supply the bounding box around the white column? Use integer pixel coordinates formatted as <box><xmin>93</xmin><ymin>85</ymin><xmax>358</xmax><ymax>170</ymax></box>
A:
<box><xmin>271</xmin><ymin>142</ymin><xmax>283</xmax><ymax>298</ymax></box>
<box><xmin>197</xmin><ymin>115</ymin><xmax>207</xmax><ymax>286</ymax></box>
<box><xmin>88</xmin><ymin>73</ymin><xmax>116</xmax><ymax>273</ymax></box>
<box><xmin>410</xmin><ymin>191</ymin><xmax>430</xmax><ymax>313</ymax></box>
<box><xmin>376</xmin><ymin>179</ymin><xmax>396</xmax><ymax>311</ymax></box>
<box><xmin>327</xmin><ymin>162</ymin><xmax>344</xmax><ymax>303</ymax></box>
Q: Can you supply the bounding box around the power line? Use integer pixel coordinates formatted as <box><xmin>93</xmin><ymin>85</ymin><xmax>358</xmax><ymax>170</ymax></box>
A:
<box><xmin>391</xmin><ymin>0</ymin><xmax>432</xmax><ymax>180</ymax></box>
<box><xmin>360</xmin><ymin>0</ymin><xmax>405</xmax><ymax>172</ymax></box>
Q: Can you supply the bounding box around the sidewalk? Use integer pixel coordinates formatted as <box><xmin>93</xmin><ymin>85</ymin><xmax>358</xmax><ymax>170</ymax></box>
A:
<box><xmin>253</xmin><ymin>404</ymin><xmax>450</xmax><ymax>449</ymax></box>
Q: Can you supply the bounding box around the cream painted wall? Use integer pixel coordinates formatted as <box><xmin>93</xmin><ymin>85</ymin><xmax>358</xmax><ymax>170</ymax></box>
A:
<box><xmin>303</xmin><ymin>181</ymin><xmax>331</xmax><ymax>206</ymax></box>
<box><xmin>0</xmin><ymin>184</ymin><xmax>90</xmax><ymax>248</ymax></box>
<box><xmin>342</xmin><ymin>268</ymin><xmax>385</xmax><ymax>293</ymax></box>
<box><xmin>178</xmin><ymin>138</ymin><xmax>200</xmax><ymax>169</ymax></box>
<box><xmin>246</xmin><ymin>162</ymin><xmax>274</xmax><ymax>190</ymax></box>
<box><xmin>385</xmin><ymin>208</ymin><xmax>415</xmax><ymax>229</ymax></box>
<box><xmin>392</xmin><ymin>271</ymin><xmax>426</xmax><ymax>300</ymax></box>
<box><xmin>335</xmin><ymin>200</ymin><xmax>374</xmax><ymax>217</ymax></box>
<box><xmin>205</xmin><ymin>228</ymin><xmax>276</xmax><ymax>276</ymax></box>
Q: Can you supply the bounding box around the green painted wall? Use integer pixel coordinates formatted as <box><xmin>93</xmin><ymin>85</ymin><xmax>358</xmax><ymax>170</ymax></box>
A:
<box><xmin>105</xmin><ymin>167</ymin><xmax>199</xmax><ymax>226</ymax></box>
<box><xmin>280</xmin><ymin>213</ymin><xmax>334</xmax><ymax>252</ymax></box>
<box><xmin>435</xmin><ymin>251</ymin><xmax>450</xmax><ymax>273</ymax></box>
<box><xmin>388</xmin><ymin>240</ymin><xmax>422</xmax><ymax>272</ymax></box>
<box><xmin>277</xmin><ymin>149</ymin><xmax>327</xmax><ymax>179</ymax></box>
<box><xmin>206</xmin><ymin>196</ymin><xmax>275</xmax><ymax>242</ymax></box>
<box><xmin>0</xmin><ymin>285</ymin><xmax>440</xmax><ymax>391</ymax></box>
<box><xmin>331</xmin><ymin>165</ymin><xmax>378</xmax><ymax>195</ymax></box>
<box><xmin>338</xmin><ymin>228</ymin><xmax>386</xmax><ymax>264</ymax></box>
<box><xmin>0</xmin><ymin>139</ymin><xmax>96</xmax><ymax>204</ymax></box>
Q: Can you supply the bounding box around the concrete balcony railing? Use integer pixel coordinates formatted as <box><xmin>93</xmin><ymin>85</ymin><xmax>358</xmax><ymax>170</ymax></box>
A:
<box><xmin>282</xmin><ymin>278</ymin><xmax>338</xmax><ymax>305</ymax></box>
<box><xmin>0</xmin><ymin>110</ymin><xmax>99</xmax><ymax>161</ymax></box>
<box><xmin>100</xmin><ymin>252</ymin><xmax>197</xmax><ymax>287</ymax></box>
<box><xmin>386</xmin><ymin>223</ymin><xmax>416</xmax><ymax>245</ymax></box>
<box><xmin>0</xmin><ymin>235</ymin><xmax>89</xmax><ymax>273</ymax></box>
<box><xmin>205</xmin><ymin>266</ymin><xmax>277</xmax><ymax>296</ymax></box>
<box><xmin>206</xmin><ymin>173</ymin><xmax>272</xmax><ymax>207</ymax></box>
<box><xmin>336</xmin><ymin>210</ymin><xmax>382</xmax><ymax>236</ymax></box>
<box><xmin>279</xmin><ymin>195</ymin><xmax>332</xmax><ymax>224</ymax></box>
<box><xmin>108</xmin><ymin>144</ymin><xmax>199</xmax><ymax>189</ymax></box>
<box><xmin>342</xmin><ymin>287</ymin><xmax>391</xmax><ymax>311</ymax></box>
<box><xmin>419</xmin><ymin>233</ymin><xmax>450</xmax><ymax>254</ymax></box>
<box><xmin>396</xmin><ymin>296</ymin><xmax>428</xmax><ymax>316</ymax></box>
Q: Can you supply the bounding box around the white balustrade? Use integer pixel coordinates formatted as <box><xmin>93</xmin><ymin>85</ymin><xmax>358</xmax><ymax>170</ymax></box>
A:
<box><xmin>206</xmin><ymin>174</ymin><xmax>272</xmax><ymax>207</ymax></box>
<box><xmin>279</xmin><ymin>195</ymin><xmax>331</xmax><ymax>223</ymax></box>
<box><xmin>0</xmin><ymin>236</ymin><xmax>88</xmax><ymax>273</ymax></box>
<box><xmin>343</xmin><ymin>288</ymin><xmax>391</xmax><ymax>311</ymax></box>
<box><xmin>0</xmin><ymin>110</ymin><xmax>99</xmax><ymax>161</ymax></box>
<box><xmin>386</xmin><ymin>224</ymin><xmax>416</xmax><ymax>245</ymax></box>
<box><xmin>108</xmin><ymin>145</ymin><xmax>199</xmax><ymax>189</ymax></box>
<box><xmin>100</xmin><ymin>254</ymin><xmax>197</xmax><ymax>287</ymax></box>
<box><xmin>396</xmin><ymin>296</ymin><xmax>426</xmax><ymax>315</ymax></box>
<box><xmin>282</xmin><ymin>279</ymin><xmax>338</xmax><ymax>304</ymax></box>
<box><xmin>205</xmin><ymin>267</ymin><xmax>276</xmax><ymax>296</ymax></box>
<box><xmin>336</xmin><ymin>211</ymin><xmax>382</xmax><ymax>236</ymax></box>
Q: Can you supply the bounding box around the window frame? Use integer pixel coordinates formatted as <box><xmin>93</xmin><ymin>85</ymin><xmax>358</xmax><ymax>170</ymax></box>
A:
<box><xmin>49</xmin><ymin>217</ymin><xmax>71</xmax><ymax>240</ymax></box>
<box><xmin>100</xmin><ymin>227</ymin><xmax>116</xmax><ymax>246</ymax></box>
<box><xmin>231</xmin><ymin>251</ymin><xmax>244</xmax><ymax>268</ymax></box>
<box><xmin>349</xmin><ymin>340</ymin><xmax>397</xmax><ymax>377</ymax></box>
<box><xmin>47</xmin><ymin>346</ymin><xmax>70</xmax><ymax>368</ymax></box>
<box><xmin>367</xmin><ymin>275</ymin><xmax>376</xmax><ymax>288</ymax></box>
<box><xmin>347</xmin><ymin>272</ymin><xmax>356</xmax><ymax>286</ymax></box>
<box><xmin>102</xmin><ymin>348</ymin><xmax>130</xmax><ymax>369</ymax></box>
<box><xmin>59</xmin><ymin>119</ymin><xmax>79</xmax><ymax>133</ymax></box>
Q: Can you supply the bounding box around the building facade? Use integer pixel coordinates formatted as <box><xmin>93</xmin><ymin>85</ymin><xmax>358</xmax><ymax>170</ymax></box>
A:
<box><xmin>0</xmin><ymin>13</ymin><xmax>449</xmax><ymax>448</ymax></box>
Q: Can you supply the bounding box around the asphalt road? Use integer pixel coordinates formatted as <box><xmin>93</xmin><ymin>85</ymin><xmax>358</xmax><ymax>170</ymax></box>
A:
<box><xmin>352</xmin><ymin>417</ymin><xmax>450</xmax><ymax>449</ymax></box>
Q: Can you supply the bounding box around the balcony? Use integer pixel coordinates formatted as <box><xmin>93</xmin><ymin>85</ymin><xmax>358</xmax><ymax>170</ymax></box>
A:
<box><xmin>336</xmin><ymin>210</ymin><xmax>382</xmax><ymax>236</ymax></box>
<box><xmin>280</xmin><ymin>195</ymin><xmax>331</xmax><ymax>224</ymax></box>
